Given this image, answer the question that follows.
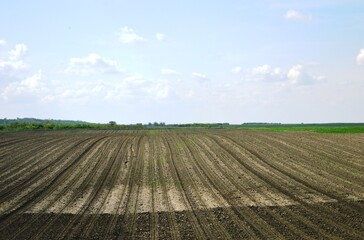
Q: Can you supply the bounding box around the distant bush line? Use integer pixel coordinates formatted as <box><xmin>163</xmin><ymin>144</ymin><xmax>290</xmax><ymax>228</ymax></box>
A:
<box><xmin>0</xmin><ymin>122</ymin><xmax>146</xmax><ymax>131</ymax></box>
<box><xmin>1</xmin><ymin>120</ymin><xmax>364</xmax><ymax>133</ymax></box>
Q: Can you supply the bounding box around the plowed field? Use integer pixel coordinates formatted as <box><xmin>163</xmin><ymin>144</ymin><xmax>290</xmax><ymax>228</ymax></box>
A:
<box><xmin>0</xmin><ymin>130</ymin><xmax>363</xmax><ymax>239</ymax></box>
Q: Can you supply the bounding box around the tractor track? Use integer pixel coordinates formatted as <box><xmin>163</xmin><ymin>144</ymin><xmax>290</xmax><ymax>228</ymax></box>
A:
<box><xmin>120</xmin><ymin>135</ymin><xmax>146</xmax><ymax>239</ymax></box>
<box><xmin>101</xmin><ymin>135</ymin><xmax>141</xmax><ymax>239</ymax></box>
<box><xmin>165</xmin><ymin>133</ymin><xmax>232</xmax><ymax>239</ymax></box>
<box><xmin>81</xmin><ymin>136</ymin><xmax>132</xmax><ymax>239</ymax></box>
<box><xmin>63</xmin><ymin>137</ymin><xmax>129</xmax><ymax>239</ymax></box>
<box><xmin>146</xmin><ymin>135</ymin><xmax>158</xmax><ymax>240</ymax></box>
<box><xmin>151</xmin><ymin>135</ymin><xmax>181</xmax><ymax>240</ymax></box>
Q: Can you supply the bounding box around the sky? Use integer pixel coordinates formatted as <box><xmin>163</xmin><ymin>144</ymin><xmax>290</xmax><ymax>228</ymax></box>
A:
<box><xmin>1</xmin><ymin>0</ymin><xmax>364</xmax><ymax>124</ymax></box>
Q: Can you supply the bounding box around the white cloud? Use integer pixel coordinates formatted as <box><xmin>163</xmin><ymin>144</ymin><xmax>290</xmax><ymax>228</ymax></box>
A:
<box><xmin>156</xmin><ymin>33</ymin><xmax>165</xmax><ymax>41</ymax></box>
<box><xmin>116</xmin><ymin>26</ymin><xmax>146</xmax><ymax>44</ymax></box>
<box><xmin>232</xmin><ymin>66</ymin><xmax>242</xmax><ymax>73</ymax></box>
<box><xmin>41</xmin><ymin>76</ymin><xmax>176</xmax><ymax>105</ymax></box>
<box><xmin>357</xmin><ymin>49</ymin><xmax>364</xmax><ymax>65</ymax></box>
<box><xmin>0</xmin><ymin>59</ymin><xmax>28</xmax><ymax>74</ymax></box>
<box><xmin>161</xmin><ymin>68</ymin><xmax>179</xmax><ymax>75</ymax></box>
<box><xmin>287</xmin><ymin>64</ymin><xmax>303</xmax><ymax>84</ymax></box>
<box><xmin>143</xmin><ymin>81</ymin><xmax>171</xmax><ymax>99</ymax></box>
<box><xmin>21</xmin><ymin>70</ymin><xmax>42</xmax><ymax>89</ymax></box>
<box><xmin>0</xmin><ymin>43</ymin><xmax>28</xmax><ymax>75</ymax></box>
<box><xmin>284</xmin><ymin>10</ymin><xmax>312</xmax><ymax>21</ymax></box>
<box><xmin>65</xmin><ymin>53</ymin><xmax>124</xmax><ymax>75</ymax></box>
<box><xmin>1</xmin><ymin>70</ymin><xmax>45</xmax><ymax>100</ymax></box>
<box><xmin>287</xmin><ymin>64</ymin><xmax>324</xmax><ymax>85</ymax></box>
<box><xmin>41</xmin><ymin>81</ymin><xmax>110</xmax><ymax>104</ymax></box>
<box><xmin>0</xmin><ymin>40</ymin><xmax>6</xmax><ymax>46</ymax></box>
<box><xmin>239</xmin><ymin>64</ymin><xmax>324</xmax><ymax>85</ymax></box>
<box><xmin>246</xmin><ymin>64</ymin><xmax>283</xmax><ymax>82</ymax></box>
<box><xmin>192</xmin><ymin>72</ymin><xmax>208</xmax><ymax>81</ymax></box>
<box><xmin>9</xmin><ymin>43</ymin><xmax>28</xmax><ymax>60</ymax></box>
<box><xmin>252</xmin><ymin>65</ymin><xmax>282</xmax><ymax>75</ymax></box>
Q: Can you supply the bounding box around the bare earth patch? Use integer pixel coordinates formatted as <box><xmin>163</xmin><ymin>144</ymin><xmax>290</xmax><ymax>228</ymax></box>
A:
<box><xmin>0</xmin><ymin>130</ymin><xmax>363</xmax><ymax>239</ymax></box>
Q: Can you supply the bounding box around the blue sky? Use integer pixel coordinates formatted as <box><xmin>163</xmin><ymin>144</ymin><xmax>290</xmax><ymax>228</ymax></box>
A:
<box><xmin>1</xmin><ymin>0</ymin><xmax>363</xmax><ymax>124</ymax></box>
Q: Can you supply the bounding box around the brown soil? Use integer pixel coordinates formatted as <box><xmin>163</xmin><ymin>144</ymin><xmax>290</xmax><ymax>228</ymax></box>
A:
<box><xmin>0</xmin><ymin>129</ymin><xmax>363</xmax><ymax>239</ymax></box>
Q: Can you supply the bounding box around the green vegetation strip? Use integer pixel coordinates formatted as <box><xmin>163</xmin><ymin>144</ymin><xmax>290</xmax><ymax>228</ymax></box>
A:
<box><xmin>0</xmin><ymin>122</ymin><xmax>145</xmax><ymax>131</ymax></box>
<box><xmin>1</xmin><ymin>120</ymin><xmax>364</xmax><ymax>133</ymax></box>
<box><xmin>241</xmin><ymin>126</ymin><xmax>364</xmax><ymax>133</ymax></box>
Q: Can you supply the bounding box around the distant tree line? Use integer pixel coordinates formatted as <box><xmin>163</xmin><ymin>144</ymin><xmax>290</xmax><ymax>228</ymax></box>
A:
<box><xmin>0</xmin><ymin>121</ymin><xmax>233</xmax><ymax>131</ymax></box>
<box><xmin>166</xmin><ymin>123</ymin><xmax>230</xmax><ymax>128</ymax></box>
<box><xmin>1</xmin><ymin>118</ymin><xmax>88</xmax><ymax>125</ymax></box>
<box><xmin>0</xmin><ymin>121</ymin><xmax>146</xmax><ymax>131</ymax></box>
<box><xmin>2</xmin><ymin>118</ymin><xmax>363</xmax><ymax>132</ymax></box>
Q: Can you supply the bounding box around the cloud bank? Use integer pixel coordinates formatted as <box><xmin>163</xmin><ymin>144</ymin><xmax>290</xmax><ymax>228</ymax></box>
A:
<box><xmin>0</xmin><ymin>42</ymin><xmax>28</xmax><ymax>75</ymax></box>
<box><xmin>65</xmin><ymin>53</ymin><xmax>124</xmax><ymax>76</ymax></box>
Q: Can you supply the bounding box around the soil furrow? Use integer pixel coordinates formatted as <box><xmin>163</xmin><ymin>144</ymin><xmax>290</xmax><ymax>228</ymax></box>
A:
<box><xmin>240</xmin><ymin>133</ymin><xmax>364</xmax><ymax>198</ymax></box>
<box><xmin>181</xmin><ymin>135</ymin><xmax>270</xmax><ymax>239</ymax></box>
<box><xmin>0</xmin><ymin>136</ymin><xmax>62</xmax><ymax>175</ymax></box>
<box><xmin>123</xmin><ymin>135</ymin><xmax>147</xmax><ymax>239</ymax></box>
<box><xmin>164</xmin><ymin>134</ymin><xmax>217</xmax><ymax>239</ymax></box>
<box><xmin>187</xmin><ymin>134</ymin><xmax>317</xmax><ymax>239</ymax></box>
<box><xmin>79</xmin><ymin>136</ymin><xmax>130</xmax><ymax>239</ymax></box>
<box><xmin>0</xmin><ymin>137</ymin><xmax>99</xmax><ymax>217</ymax></box>
<box><xmin>0</xmin><ymin>137</ymin><xmax>106</xmax><ymax>238</ymax></box>
<box><xmin>206</xmin><ymin>134</ymin><xmax>353</xmax><ymax>239</ymax></box>
<box><xmin>173</xmin><ymin>134</ymin><xmax>234</xmax><ymax>239</ymax></box>
<box><xmin>0</xmin><ymin>130</ymin><xmax>363</xmax><ymax>239</ymax></box>
<box><xmin>214</xmin><ymin>133</ymin><xmax>364</xmax><ymax>239</ymax></box>
<box><xmin>101</xmin><ymin>136</ymin><xmax>139</xmax><ymax>239</ymax></box>
<box><xmin>0</xmin><ymin>137</ymin><xmax>74</xmax><ymax>190</ymax></box>
<box><xmin>151</xmin><ymin>135</ymin><xmax>182</xmax><ymax>240</ymax></box>
<box><xmin>54</xmin><ymin>137</ymin><xmax>114</xmax><ymax>239</ymax></box>
<box><xmin>8</xmin><ymin>137</ymin><xmax>109</xmax><ymax>240</ymax></box>
<box><xmin>196</xmin><ymin>134</ymin><xmax>325</xmax><ymax>238</ymax></box>
<box><xmin>147</xmin><ymin>135</ymin><xmax>159</xmax><ymax>240</ymax></box>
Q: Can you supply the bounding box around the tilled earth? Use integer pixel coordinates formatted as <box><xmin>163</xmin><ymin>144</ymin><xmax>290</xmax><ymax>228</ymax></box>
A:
<box><xmin>0</xmin><ymin>130</ymin><xmax>363</xmax><ymax>239</ymax></box>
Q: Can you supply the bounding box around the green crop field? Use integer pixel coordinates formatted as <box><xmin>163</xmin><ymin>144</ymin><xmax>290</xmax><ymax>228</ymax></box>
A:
<box><xmin>240</xmin><ymin>125</ymin><xmax>364</xmax><ymax>133</ymax></box>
